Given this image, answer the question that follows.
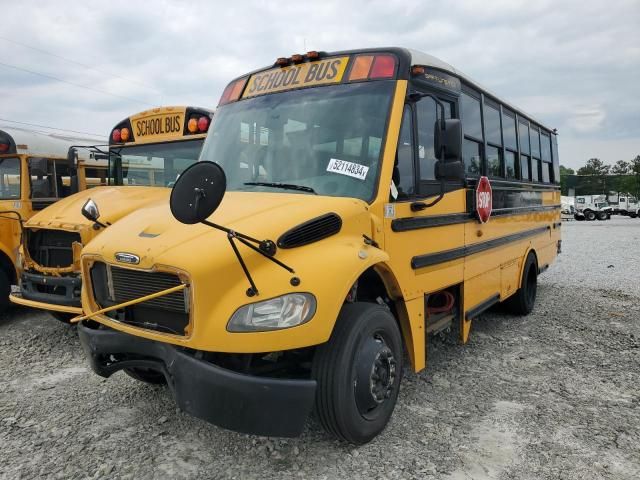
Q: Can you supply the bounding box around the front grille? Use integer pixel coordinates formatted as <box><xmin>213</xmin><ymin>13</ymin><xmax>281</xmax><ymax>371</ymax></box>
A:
<box><xmin>90</xmin><ymin>262</ymin><xmax>189</xmax><ymax>335</ymax></box>
<box><xmin>26</xmin><ymin>229</ymin><xmax>81</xmax><ymax>268</ymax></box>
<box><xmin>277</xmin><ymin>213</ymin><xmax>342</xmax><ymax>248</ymax></box>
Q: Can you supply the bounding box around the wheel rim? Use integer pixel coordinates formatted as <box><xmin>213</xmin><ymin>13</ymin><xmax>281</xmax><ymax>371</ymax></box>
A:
<box><xmin>354</xmin><ymin>332</ymin><xmax>397</xmax><ymax>419</ymax></box>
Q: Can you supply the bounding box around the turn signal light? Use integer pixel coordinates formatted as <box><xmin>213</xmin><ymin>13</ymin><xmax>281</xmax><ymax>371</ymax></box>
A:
<box><xmin>120</xmin><ymin>127</ymin><xmax>130</xmax><ymax>142</ymax></box>
<box><xmin>111</xmin><ymin>129</ymin><xmax>121</xmax><ymax>143</ymax></box>
<box><xmin>219</xmin><ymin>77</ymin><xmax>248</xmax><ymax>106</ymax></box>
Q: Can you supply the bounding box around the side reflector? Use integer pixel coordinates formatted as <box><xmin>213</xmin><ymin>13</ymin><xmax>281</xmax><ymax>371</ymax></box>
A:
<box><xmin>187</xmin><ymin>118</ymin><xmax>198</xmax><ymax>133</ymax></box>
<box><xmin>120</xmin><ymin>127</ymin><xmax>130</xmax><ymax>142</ymax></box>
<box><xmin>219</xmin><ymin>77</ymin><xmax>248</xmax><ymax>106</ymax></box>
<box><xmin>370</xmin><ymin>55</ymin><xmax>396</xmax><ymax>79</ymax></box>
<box><xmin>348</xmin><ymin>55</ymin><xmax>374</xmax><ymax>81</ymax></box>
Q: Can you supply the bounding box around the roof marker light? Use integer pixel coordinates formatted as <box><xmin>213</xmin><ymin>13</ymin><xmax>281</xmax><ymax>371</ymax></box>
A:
<box><xmin>411</xmin><ymin>65</ymin><xmax>425</xmax><ymax>76</ymax></box>
<box><xmin>291</xmin><ymin>54</ymin><xmax>304</xmax><ymax>63</ymax></box>
<box><xmin>276</xmin><ymin>57</ymin><xmax>289</xmax><ymax>66</ymax></box>
<box><xmin>120</xmin><ymin>127</ymin><xmax>130</xmax><ymax>142</ymax></box>
<box><xmin>0</xmin><ymin>143</ymin><xmax>9</xmax><ymax>153</ymax></box>
<box><xmin>306</xmin><ymin>51</ymin><xmax>320</xmax><ymax>60</ymax></box>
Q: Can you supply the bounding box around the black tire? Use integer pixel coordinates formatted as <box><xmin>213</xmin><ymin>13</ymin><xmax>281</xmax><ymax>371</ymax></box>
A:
<box><xmin>0</xmin><ymin>269</ymin><xmax>10</xmax><ymax>314</ymax></box>
<box><xmin>505</xmin><ymin>253</ymin><xmax>538</xmax><ymax>315</ymax></box>
<box><xmin>50</xmin><ymin>311</ymin><xmax>75</xmax><ymax>323</ymax></box>
<box><xmin>630</xmin><ymin>213</ymin><xmax>637</xmax><ymax>219</ymax></box>
<box><xmin>312</xmin><ymin>302</ymin><xmax>403</xmax><ymax>444</ymax></box>
<box><xmin>596</xmin><ymin>211</ymin><xmax>608</xmax><ymax>221</ymax></box>
<box><xmin>584</xmin><ymin>210</ymin><xmax>596</xmax><ymax>221</ymax></box>
<box><xmin>574</xmin><ymin>214</ymin><xmax>584</xmax><ymax>221</ymax></box>
<box><xmin>123</xmin><ymin>367</ymin><xmax>167</xmax><ymax>385</ymax></box>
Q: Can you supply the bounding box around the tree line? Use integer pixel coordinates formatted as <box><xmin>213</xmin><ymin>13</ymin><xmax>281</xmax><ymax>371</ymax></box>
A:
<box><xmin>560</xmin><ymin>155</ymin><xmax>640</xmax><ymax>196</ymax></box>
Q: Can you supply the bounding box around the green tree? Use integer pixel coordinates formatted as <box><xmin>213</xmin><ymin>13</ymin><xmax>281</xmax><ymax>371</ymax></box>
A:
<box><xmin>577</xmin><ymin>158</ymin><xmax>610</xmax><ymax>176</ymax></box>
<box><xmin>611</xmin><ymin>160</ymin><xmax>631</xmax><ymax>175</ymax></box>
<box><xmin>559</xmin><ymin>165</ymin><xmax>575</xmax><ymax>195</ymax></box>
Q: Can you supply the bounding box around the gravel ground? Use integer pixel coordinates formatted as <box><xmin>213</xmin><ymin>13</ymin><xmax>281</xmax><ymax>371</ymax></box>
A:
<box><xmin>1</xmin><ymin>217</ymin><xmax>639</xmax><ymax>479</ymax></box>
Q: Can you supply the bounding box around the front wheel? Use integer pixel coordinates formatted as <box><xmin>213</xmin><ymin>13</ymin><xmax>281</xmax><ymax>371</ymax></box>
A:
<box><xmin>505</xmin><ymin>253</ymin><xmax>538</xmax><ymax>315</ymax></box>
<box><xmin>0</xmin><ymin>269</ymin><xmax>10</xmax><ymax>314</ymax></box>
<box><xmin>312</xmin><ymin>303</ymin><xmax>403</xmax><ymax>444</ymax></box>
<box><xmin>585</xmin><ymin>210</ymin><xmax>596</xmax><ymax>221</ymax></box>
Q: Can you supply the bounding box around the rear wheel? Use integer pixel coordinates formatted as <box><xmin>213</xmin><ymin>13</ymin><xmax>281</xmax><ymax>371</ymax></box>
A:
<box><xmin>596</xmin><ymin>211</ymin><xmax>608</xmax><ymax>221</ymax></box>
<box><xmin>124</xmin><ymin>367</ymin><xmax>167</xmax><ymax>385</ymax></box>
<box><xmin>585</xmin><ymin>210</ymin><xmax>596</xmax><ymax>221</ymax></box>
<box><xmin>505</xmin><ymin>253</ymin><xmax>538</xmax><ymax>315</ymax></box>
<box><xmin>312</xmin><ymin>302</ymin><xmax>403</xmax><ymax>444</ymax></box>
<box><xmin>0</xmin><ymin>269</ymin><xmax>10</xmax><ymax>314</ymax></box>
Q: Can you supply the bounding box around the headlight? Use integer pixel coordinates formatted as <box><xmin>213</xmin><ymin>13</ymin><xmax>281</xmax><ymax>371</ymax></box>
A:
<box><xmin>227</xmin><ymin>293</ymin><xmax>316</xmax><ymax>332</ymax></box>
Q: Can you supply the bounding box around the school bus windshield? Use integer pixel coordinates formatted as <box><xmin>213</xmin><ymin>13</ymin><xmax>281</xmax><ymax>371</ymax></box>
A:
<box><xmin>201</xmin><ymin>81</ymin><xmax>395</xmax><ymax>201</ymax></box>
<box><xmin>109</xmin><ymin>139</ymin><xmax>204</xmax><ymax>187</ymax></box>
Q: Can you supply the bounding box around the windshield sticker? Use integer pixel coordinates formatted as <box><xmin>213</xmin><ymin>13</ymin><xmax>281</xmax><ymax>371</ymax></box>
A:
<box><xmin>326</xmin><ymin>158</ymin><xmax>369</xmax><ymax>180</ymax></box>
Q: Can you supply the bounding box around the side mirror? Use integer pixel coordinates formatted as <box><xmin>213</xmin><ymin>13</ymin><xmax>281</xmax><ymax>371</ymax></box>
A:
<box><xmin>434</xmin><ymin>119</ymin><xmax>463</xmax><ymax>162</ymax></box>
<box><xmin>81</xmin><ymin>198</ymin><xmax>100</xmax><ymax>223</ymax></box>
<box><xmin>435</xmin><ymin>160</ymin><xmax>464</xmax><ymax>181</ymax></box>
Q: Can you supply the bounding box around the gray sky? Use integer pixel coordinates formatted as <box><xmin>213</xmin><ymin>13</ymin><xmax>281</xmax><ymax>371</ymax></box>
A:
<box><xmin>1</xmin><ymin>0</ymin><xmax>638</xmax><ymax>169</ymax></box>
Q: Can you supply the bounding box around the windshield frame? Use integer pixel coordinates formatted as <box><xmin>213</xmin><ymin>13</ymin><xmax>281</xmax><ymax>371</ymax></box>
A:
<box><xmin>202</xmin><ymin>80</ymin><xmax>398</xmax><ymax>203</ymax></box>
<box><xmin>108</xmin><ymin>138</ymin><xmax>205</xmax><ymax>188</ymax></box>
<box><xmin>0</xmin><ymin>156</ymin><xmax>22</xmax><ymax>201</ymax></box>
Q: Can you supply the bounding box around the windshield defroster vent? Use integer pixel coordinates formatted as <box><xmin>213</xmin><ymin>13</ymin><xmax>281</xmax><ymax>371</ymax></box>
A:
<box><xmin>277</xmin><ymin>213</ymin><xmax>342</xmax><ymax>249</ymax></box>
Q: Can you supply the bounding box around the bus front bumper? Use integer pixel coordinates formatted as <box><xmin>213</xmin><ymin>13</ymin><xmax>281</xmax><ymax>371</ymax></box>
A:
<box><xmin>19</xmin><ymin>271</ymin><xmax>82</xmax><ymax>308</ymax></box>
<box><xmin>77</xmin><ymin>322</ymin><xmax>317</xmax><ymax>438</ymax></box>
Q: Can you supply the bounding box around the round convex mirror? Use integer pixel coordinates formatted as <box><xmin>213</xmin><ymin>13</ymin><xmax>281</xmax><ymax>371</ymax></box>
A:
<box><xmin>170</xmin><ymin>161</ymin><xmax>226</xmax><ymax>224</ymax></box>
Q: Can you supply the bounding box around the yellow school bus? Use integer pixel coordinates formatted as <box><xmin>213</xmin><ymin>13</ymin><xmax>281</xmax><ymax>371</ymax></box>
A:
<box><xmin>0</xmin><ymin>126</ymin><xmax>105</xmax><ymax>312</ymax></box>
<box><xmin>76</xmin><ymin>49</ymin><xmax>561</xmax><ymax>443</ymax></box>
<box><xmin>9</xmin><ymin>106</ymin><xmax>212</xmax><ymax>320</ymax></box>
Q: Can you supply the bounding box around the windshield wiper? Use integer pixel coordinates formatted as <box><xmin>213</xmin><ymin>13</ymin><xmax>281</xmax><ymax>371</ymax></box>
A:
<box><xmin>243</xmin><ymin>182</ymin><xmax>316</xmax><ymax>194</ymax></box>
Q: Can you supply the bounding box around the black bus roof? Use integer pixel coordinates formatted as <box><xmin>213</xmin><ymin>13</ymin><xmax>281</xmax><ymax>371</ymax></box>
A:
<box><xmin>230</xmin><ymin>47</ymin><xmax>555</xmax><ymax>134</ymax></box>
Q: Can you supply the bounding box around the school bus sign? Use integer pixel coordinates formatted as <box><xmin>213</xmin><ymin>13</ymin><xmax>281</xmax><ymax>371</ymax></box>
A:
<box><xmin>242</xmin><ymin>56</ymin><xmax>349</xmax><ymax>98</ymax></box>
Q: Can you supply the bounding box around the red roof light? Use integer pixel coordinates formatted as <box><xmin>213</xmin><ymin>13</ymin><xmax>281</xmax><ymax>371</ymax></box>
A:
<box><xmin>111</xmin><ymin>129</ymin><xmax>121</xmax><ymax>143</ymax></box>
<box><xmin>197</xmin><ymin>116</ymin><xmax>209</xmax><ymax>132</ymax></box>
<box><xmin>0</xmin><ymin>143</ymin><xmax>9</xmax><ymax>153</ymax></box>
<box><xmin>369</xmin><ymin>55</ymin><xmax>396</xmax><ymax>79</ymax></box>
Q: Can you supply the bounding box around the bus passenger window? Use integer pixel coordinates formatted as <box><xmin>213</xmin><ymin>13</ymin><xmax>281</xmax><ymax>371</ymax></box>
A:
<box><xmin>520</xmin><ymin>155</ymin><xmax>530</xmax><ymax>180</ymax></box>
<box><xmin>463</xmin><ymin>139</ymin><xmax>481</xmax><ymax>176</ymax></box>
<box><xmin>394</xmin><ymin>106</ymin><xmax>415</xmax><ymax>198</ymax></box>
<box><xmin>505</xmin><ymin>151</ymin><xmax>517</xmax><ymax>178</ymax></box>
<box><xmin>486</xmin><ymin>145</ymin><xmax>502</xmax><ymax>177</ymax></box>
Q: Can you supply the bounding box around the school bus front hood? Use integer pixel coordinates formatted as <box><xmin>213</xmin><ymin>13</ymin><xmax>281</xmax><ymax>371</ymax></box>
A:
<box><xmin>81</xmin><ymin>191</ymin><xmax>387</xmax><ymax>352</ymax></box>
<box><xmin>24</xmin><ymin>186</ymin><xmax>170</xmax><ymax>231</ymax></box>
<box><xmin>83</xmin><ymin>191</ymin><xmax>371</xmax><ymax>264</ymax></box>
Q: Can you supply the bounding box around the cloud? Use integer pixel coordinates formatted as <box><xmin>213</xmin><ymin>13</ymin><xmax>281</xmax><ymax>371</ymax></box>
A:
<box><xmin>0</xmin><ymin>0</ymin><xmax>638</xmax><ymax>169</ymax></box>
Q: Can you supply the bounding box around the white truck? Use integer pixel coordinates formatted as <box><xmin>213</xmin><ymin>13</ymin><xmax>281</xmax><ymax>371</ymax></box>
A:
<box><xmin>607</xmin><ymin>192</ymin><xmax>638</xmax><ymax>218</ymax></box>
<box><xmin>574</xmin><ymin>195</ymin><xmax>613</xmax><ymax>221</ymax></box>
